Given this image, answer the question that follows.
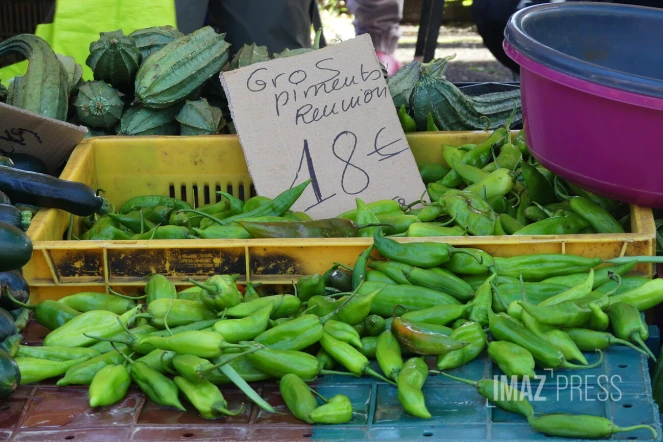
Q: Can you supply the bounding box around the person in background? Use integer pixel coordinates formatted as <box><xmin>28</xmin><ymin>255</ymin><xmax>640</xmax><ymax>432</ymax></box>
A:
<box><xmin>346</xmin><ymin>0</ymin><xmax>404</xmax><ymax>76</ymax></box>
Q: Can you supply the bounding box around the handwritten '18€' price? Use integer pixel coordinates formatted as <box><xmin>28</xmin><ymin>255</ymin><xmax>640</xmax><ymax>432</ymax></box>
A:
<box><xmin>289</xmin><ymin>126</ymin><xmax>408</xmax><ymax>212</ymax></box>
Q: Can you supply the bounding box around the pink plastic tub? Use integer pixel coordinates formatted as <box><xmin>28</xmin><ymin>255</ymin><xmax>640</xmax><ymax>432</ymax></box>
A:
<box><xmin>504</xmin><ymin>2</ymin><xmax>663</xmax><ymax>208</ymax></box>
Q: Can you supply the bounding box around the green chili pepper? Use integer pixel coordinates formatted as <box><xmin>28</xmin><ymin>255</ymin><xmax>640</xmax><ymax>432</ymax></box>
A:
<box><xmin>512</xmin><ymin>129</ymin><xmax>529</xmax><ymax>155</ymax></box>
<box><xmin>366</xmin><ymin>270</ymin><xmax>397</xmax><ymax>285</ymax></box>
<box><xmin>57</xmin><ymin>347</ymin><xmax>130</xmax><ymax>386</ymax></box>
<box><xmin>518</xmin><ymin>295</ymin><xmax>608</xmax><ymax>328</ymax></box>
<box><xmin>441</xmin><ymin>190</ymin><xmax>497</xmax><ymax>236</ymax></box>
<box><xmin>455</xmin><ymin>162</ymin><xmax>490</xmax><ymax>185</ymax></box>
<box><xmin>376</xmin><ymin>330</ymin><xmax>403</xmax><ymax>381</ymax></box>
<box><xmin>122</xmin><ymin>355</ymin><xmax>186</xmax><ymax>410</ymax></box>
<box><xmin>391</xmin><ymin>316</ymin><xmax>468</xmax><ymax>356</ymax></box>
<box><xmin>607</xmin><ymin>302</ymin><xmax>656</xmax><ymax>360</ymax></box>
<box><xmin>398</xmin><ymin>104</ymin><xmax>416</xmax><ymax>133</ymax></box>
<box><xmin>542</xmin><ymin>261</ymin><xmax>635</xmax><ymax>288</ymax></box>
<box><xmin>527</xmin><ymin>413</ymin><xmax>656</xmax><ymax>439</ymax></box>
<box><xmin>483</xmin><ymin>143</ymin><xmax>522</xmax><ymax>173</ymax></box>
<box><xmin>520</xmin><ymin>161</ymin><xmax>557</xmax><ymax>205</ymax></box>
<box><xmin>492</xmin><ymin>283</ymin><xmax>569</xmax><ymax>313</ymax></box>
<box><xmin>174</xmin><ymin>376</ymin><xmax>242</xmax><ymax>418</ymax></box>
<box><xmin>89</xmin><ymin>364</ymin><xmax>131</xmax><ymax>407</ymax></box>
<box><xmin>59</xmin><ymin>291</ymin><xmax>141</xmax><ymax>315</ymax></box>
<box><xmin>188</xmin><ymin>200</ymin><xmax>229</xmax><ymax>224</ymax></box>
<box><xmin>373</xmin><ymin>231</ymin><xmax>477</xmax><ymax>268</ymax></box>
<box><xmin>523</xmin><ymin>205</ymin><xmax>547</xmax><ymax>222</ymax></box>
<box><xmin>587</xmin><ymin>302</ymin><xmax>610</xmax><ymax>331</ymax></box>
<box><xmin>543</xmin><ymin>329</ymin><xmax>588</xmax><ymax>365</ymax></box>
<box><xmin>354</xmin><ymin>197</ymin><xmax>382</xmax><ymax>238</ymax></box>
<box><xmin>16</xmin><ymin>345</ymin><xmax>100</xmax><ymax>361</ymax></box>
<box><xmin>439</xmin><ymin>372</ymin><xmax>534</xmax><ymax>417</ymax></box>
<box><xmin>515</xmin><ymin>189</ymin><xmax>531</xmax><ymax>225</ymax></box>
<box><xmin>463</xmin><ymin>274</ymin><xmax>518</xmax><ymax>291</ymax></box>
<box><xmin>317</xmin><ymin>348</ymin><xmax>336</xmax><ymax>370</ymax></box>
<box><xmin>187</xmin><ymin>275</ymin><xmax>242</xmax><ymax>311</ymax></box>
<box><xmin>418</xmin><ymin>162</ymin><xmax>450</xmax><ymax>184</ymax></box>
<box><xmin>168</xmin><ymin>211</ymin><xmax>190</xmax><ymax>227</ymax></box>
<box><xmin>310</xmin><ymin>394</ymin><xmax>353</xmax><ymax>424</ymax></box>
<box><xmin>193</xmin><ymin>225</ymin><xmax>252</xmax><ymax>239</ymax></box>
<box><xmin>327</xmin><ymin>288</ymin><xmax>382</xmax><ymax>326</ymax></box>
<box><xmin>441</xmin><ymin>128</ymin><xmax>507</xmax><ymax>187</ymax></box>
<box><xmin>325</xmin><ymin>265</ymin><xmax>353</xmax><ymax>292</ymax></box>
<box><xmin>16</xmin><ymin>356</ymin><xmax>88</xmax><ymax>384</ymax></box>
<box><xmin>205</xmin><ymin>354</ymin><xmax>271</xmax><ymax>384</ymax></box>
<box><xmin>488</xmin><ymin>310</ymin><xmax>602</xmax><ymax>369</ymax></box>
<box><xmin>568</xmin><ymin>196</ymin><xmax>624</xmax><ymax>233</ymax></box>
<box><xmin>213</xmin><ymin>305</ymin><xmax>271</xmax><ymax>343</ymax></box>
<box><xmin>402</xmin><ymin>266</ymin><xmax>474</xmax><ymax>302</ymax></box>
<box><xmin>352</xmin><ymin>244</ymin><xmax>374</xmax><ymax>290</ymax></box>
<box><xmin>407</xmin><ymin>222</ymin><xmax>466</xmax><ymax>238</ymax></box>
<box><xmin>323</xmin><ymin>319</ymin><xmax>363</xmax><ymax>349</ymax></box>
<box><xmin>467</xmin><ymin>274</ymin><xmax>496</xmax><ymax>326</ymax></box>
<box><xmin>119</xmin><ymin>195</ymin><xmax>178</xmax><ymax>214</ymax></box>
<box><xmin>443</xmin><ymin>248</ymin><xmax>495</xmax><ymax>275</ymax></box>
<box><xmin>608</xmin><ymin>278</ymin><xmax>663</xmax><ymax>311</ymax></box>
<box><xmin>498</xmin><ymin>214</ymin><xmax>524</xmax><ymax>234</ymax></box>
<box><xmin>7</xmin><ymin>291</ymin><xmax>81</xmax><ymax>331</ymax></box>
<box><xmin>397</xmin><ymin>357</ymin><xmax>430</xmax><ymax>419</ymax></box>
<box><xmin>364</xmin><ymin>314</ymin><xmax>386</xmax><ymax>337</ymax></box>
<box><xmin>320</xmin><ymin>332</ymin><xmax>394</xmax><ymax>384</ymax></box>
<box><xmin>375</xmin><ymin>214</ymin><xmax>419</xmax><ymax>236</ymax></box>
<box><xmin>493</xmin><ymin>254</ymin><xmax>601</xmax><ymax>281</ymax></box>
<box><xmin>131</xmin><ymin>225</ymin><xmax>190</xmax><ymax>240</ymax></box>
<box><xmin>537</xmin><ymin>269</ymin><xmax>595</xmax><ymax>306</ymax></box>
<box><xmin>427</xmin><ymin>182</ymin><xmax>452</xmax><ymax>201</ymax></box>
<box><xmin>338</xmin><ymin>199</ymin><xmax>402</xmax><ymax>221</ymax></box>
<box><xmin>513</xmin><ymin>214</ymin><xmax>589</xmax><ymax>235</ymax></box>
<box><xmin>215</xmin><ymin>191</ymin><xmax>244</xmax><ymax>215</ymax></box>
<box><xmin>488</xmin><ymin>195</ymin><xmax>509</xmax><ymax>215</ymax></box>
<box><xmin>487</xmin><ymin>341</ymin><xmax>536</xmax><ymax>379</ymax></box>
<box><xmin>202</xmin><ymin>180</ymin><xmax>311</xmax><ymax>226</ymax></box>
<box><xmin>245</xmin><ymin>345</ymin><xmax>320</xmax><ymax>380</ymax></box>
<box><xmin>280</xmin><ymin>373</ymin><xmax>319</xmax><ymax>424</ymax></box>
<box><xmin>143</xmin><ymin>205</ymin><xmax>174</xmax><ymax>226</ymax></box>
<box><xmin>176</xmin><ymin>287</ymin><xmax>203</xmax><ymax>303</ymax></box>
<box><xmin>135</xmin><ymin>349</ymin><xmax>177</xmax><ymax>374</ymax></box>
<box><xmin>359</xmin><ymin>336</ymin><xmax>378</xmax><ymax>358</ymax></box>
<box><xmin>140</xmin><ymin>299</ymin><xmax>217</xmax><ymax>329</ymax></box>
<box><xmin>567</xmin><ymin>183</ymin><xmax>623</xmax><ymax>214</ymax></box>
<box><xmin>359</xmin><ymin>281</ymin><xmax>460</xmax><ymax>317</ymax></box>
<box><xmin>145</xmin><ymin>274</ymin><xmax>177</xmax><ymax>305</ymax></box>
<box><xmin>464</xmin><ymin>169</ymin><xmax>515</xmax><ymax>201</ymax></box>
<box><xmin>109</xmin><ymin>212</ymin><xmax>157</xmax><ymax>234</ymax></box>
<box><xmin>595</xmin><ymin>275</ymin><xmax>647</xmax><ymax>295</ymax></box>
<box><xmin>243</xmin><ymin>195</ymin><xmax>272</xmax><ymax>213</ymax></box>
<box><xmin>437</xmin><ymin>321</ymin><xmax>485</xmax><ymax>370</ymax></box>
<box><xmin>563</xmin><ymin>327</ymin><xmax>652</xmax><ymax>356</ymax></box>
<box><xmin>254</xmin><ymin>314</ymin><xmax>323</xmax><ymax>351</ymax></box>
<box><xmin>239</xmin><ymin>218</ymin><xmax>370</xmax><ymax>238</ymax></box>
<box><xmin>368</xmin><ymin>260</ymin><xmax>411</xmax><ymax>284</ymax></box>
<box><xmin>225</xmin><ymin>295</ymin><xmax>301</xmax><ymax>319</ymax></box>
<box><xmin>401</xmin><ymin>303</ymin><xmax>469</xmax><ymax>326</ymax></box>
<box><xmin>44</xmin><ymin>306</ymin><xmax>140</xmax><ymax>348</ymax></box>
<box><xmin>138</xmin><ymin>330</ymin><xmax>247</xmax><ymax>359</ymax></box>
<box><xmin>294</xmin><ymin>274</ymin><xmax>325</xmax><ymax>303</ymax></box>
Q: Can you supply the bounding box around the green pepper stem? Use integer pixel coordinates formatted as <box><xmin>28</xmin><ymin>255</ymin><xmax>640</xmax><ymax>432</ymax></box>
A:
<box><xmin>203</xmin><ymin>346</ymin><xmax>265</xmax><ymax>374</ymax></box>
<box><xmin>356</xmin><ymin>223</ymin><xmax>393</xmax><ymax>231</ymax></box>
<box><xmin>5</xmin><ymin>288</ymin><xmax>35</xmax><ymax>310</ymax></box>
<box><xmin>187</xmin><ymin>277</ymin><xmax>217</xmax><ymax>293</ymax></box>
<box><xmin>334</xmin><ymin>262</ymin><xmax>354</xmax><ymax>271</ymax></box>
<box><xmin>164</xmin><ymin>300</ymin><xmax>174</xmax><ymax>336</ymax></box>
<box><xmin>553</xmin><ymin>175</ymin><xmax>572</xmax><ymax>201</ymax></box>
<box><xmin>111</xmin><ymin>342</ymin><xmax>134</xmax><ymax>364</ymax></box>
<box><xmin>108</xmin><ymin>288</ymin><xmax>147</xmax><ymax>299</ymax></box>
<box><xmin>633</xmin><ymin>335</ymin><xmax>657</xmax><ymax>361</ymax></box>
<box><xmin>453</xmin><ymin>249</ymin><xmax>484</xmax><ymax>266</ymax></box>
<box><xmin>365</xmin><ymin>367</ymin><xmax>397</xmax><ymax>386</ymax></box>
<box><xmin>432</xmin><ymin>371</ymin><xmax>477</xmax><ymax>387</ymax></box>
<box><xmin>139</xmin><ymin>209</ymin><xmax>145</xmax><ymax>235</ymax></box>
<box><xmin>614</xmin><ymin>424</ymin><xmax>657</xmax><ymax>438</ymax></box>
<box><xmin>319</xmin><ymin>369</ymin><xmax>359</xmax><ymax>378</ymax></box>
<box><xmin>218</xmin><ymin>364</ymin><xmax>281</xmax><ymax>414</ymax></box>
<box><xmin>149</xmin><ymin>224</ymin><xmax>160</xmax><ymax>240</ymax></box>
<box><xmin>116</xmin><ymin>316</ymin><xmax>132</xmax><ymax>336</ymax></box>
<box><xmin>307</xmin><ymin>385</ymin><xmax>329</xmax><ymax>403</ymax></box>
<box><xmin>437</xmin><ymin>215</ymin><xmax>458</xmax><ymax>227</ymax></box>
<box><xmin>610</xmin><ymin>337</ymin><xmax>651</xmax><ymax>357</ymax></box>
<box><xmin>319</xmin><ymin>281</ymin><xmax>363</xmax><ymax>324</ymax></box>
<box><xmin>178</xmin><ymin>209</ymin><xmax>226</xmax><ymax>226</ymax></box>
<box><xmin>561</xmin><ymin>349</ymin><xmax>604</xmax><ymax>369</ymax></box>
<box><xmin>602</xmin><ymin>273</ymin><xmax>622</xmax><ymax>297</ymax></box>
<box><xmin>606</xmin><ymin>256</ymin><xmax>663</xmax><ymax>264</ymax></box>
<box><xmin>490</xmin><ymin>283</ymin><xmax>508</xmax><ymax>312</ymax></box>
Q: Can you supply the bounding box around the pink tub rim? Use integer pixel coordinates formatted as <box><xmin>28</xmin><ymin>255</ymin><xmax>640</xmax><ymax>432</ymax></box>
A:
<box><xmin>503</xmin><ymin>40</ymin><xmax>663</xmax><ymax>112</ymax></box>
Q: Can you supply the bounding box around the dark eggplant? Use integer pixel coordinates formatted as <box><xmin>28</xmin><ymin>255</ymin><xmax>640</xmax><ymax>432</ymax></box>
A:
<box><xmin>0</xmin><ymin>204</ymin><xmax>29</xmax><ymax>231</ymax></box>
<box><xmin>0</xmin><ymin>165</ymin><xmax>107</xmax><ymax>216</ymax></box>
<box><xmin>3</xmin><ymin>153</ymin><xmax>48</xmax><ymax>174</ymax></box>
<box><xmin>0</xmin><ymin>271</ymin><xmax>29</xmax><ymax>311</ymax></box>
<box><xmin>0</xmin><ymin>221</ymin><xmax>32</xmax><ymax>272</ymax></box>
<box><xmin>0</xmin><ymin>308</ymin><xmax>17</xmax><ymax>342</ymax></box>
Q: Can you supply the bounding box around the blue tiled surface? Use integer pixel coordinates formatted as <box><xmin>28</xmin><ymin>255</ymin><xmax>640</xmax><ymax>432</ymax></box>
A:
<box><xmin>312</xmin><ymin>331</ymin><xmax>663</xmax><ymax>441</ymax></box>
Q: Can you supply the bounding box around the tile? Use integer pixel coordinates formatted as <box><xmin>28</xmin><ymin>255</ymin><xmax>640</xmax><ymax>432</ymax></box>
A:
<box><xmin>138</xmin><ymin>388</ymin><xmax>251</xmax><ymax>425</ymax></box>
<box><xmin>21</xmin><ymin>387</ymin><xmax>142</xmax><ymax>428</ymax></box>
<box><xmin>131</xmin><ymin>425</ymin><xmax>248</xmax><ymax>441</ymax></box>
<box><xmin>13</xmin><ymin>427</ymin><xmax>132</xmax><ymax>441</ymax></box>
<box><xmin>251</xmin><ymin>426</ymin><xmax>316</xmax><ymax>440</ymax></box>
<box><xmin>253</xmin><ymin>384</ymin><xmax>312</xmax><ymax>426</ymax></box>
<box><xmin>373</xmin><ymin>383</ymin><xmax>487</xmax><ymax>426</ymax></box>
<box><xmin>0</xmin><ymin>430</ymin><xmax>12</xmax><ymax>441</ymax></box>
<box><xmin>0</xmin><ymin>397</ymin><xmax>27</xmax><ymax>430</ymax></box>
<box><xmin>369</xmin><ymin>425</ymin><xmax>487</xmax><ymax>440</ymax></box>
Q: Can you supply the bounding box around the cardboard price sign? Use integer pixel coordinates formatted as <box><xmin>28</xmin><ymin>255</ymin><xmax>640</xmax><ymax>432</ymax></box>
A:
<box><xmin>220</xmin><ymin>34</ymin><xmax>426</xmax><ymax>218</ymax></box>
<box><xmin>0</xmin><ymin>102</ymin><xmax>87</xmax><ymax>174</ymax></box>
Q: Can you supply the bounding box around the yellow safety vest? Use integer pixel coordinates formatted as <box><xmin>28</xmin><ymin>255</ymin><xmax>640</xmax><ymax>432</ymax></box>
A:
<box><xmin>0</xmin><ymin>0</ymin><xmax>177</xmax><ymax>85</ymax></box>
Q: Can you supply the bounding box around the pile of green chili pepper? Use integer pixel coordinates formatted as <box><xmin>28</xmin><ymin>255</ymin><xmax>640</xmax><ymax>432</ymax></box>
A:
<box><xmin>72</xmin><ymin>124</ymin><xmax>630</xmax><ymax>241</ymax></box>
<box><xmin>6</xmin><ymin>241</ymin><xmax>661</xmax><ymax>438</ymax></box>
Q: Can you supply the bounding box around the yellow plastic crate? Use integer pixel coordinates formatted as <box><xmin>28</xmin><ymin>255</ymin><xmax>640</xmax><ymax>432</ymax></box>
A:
<box><xmin>24</xmin><ymin>133</ymin><xmax>656</xmax><ymax>302</ymax></box>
